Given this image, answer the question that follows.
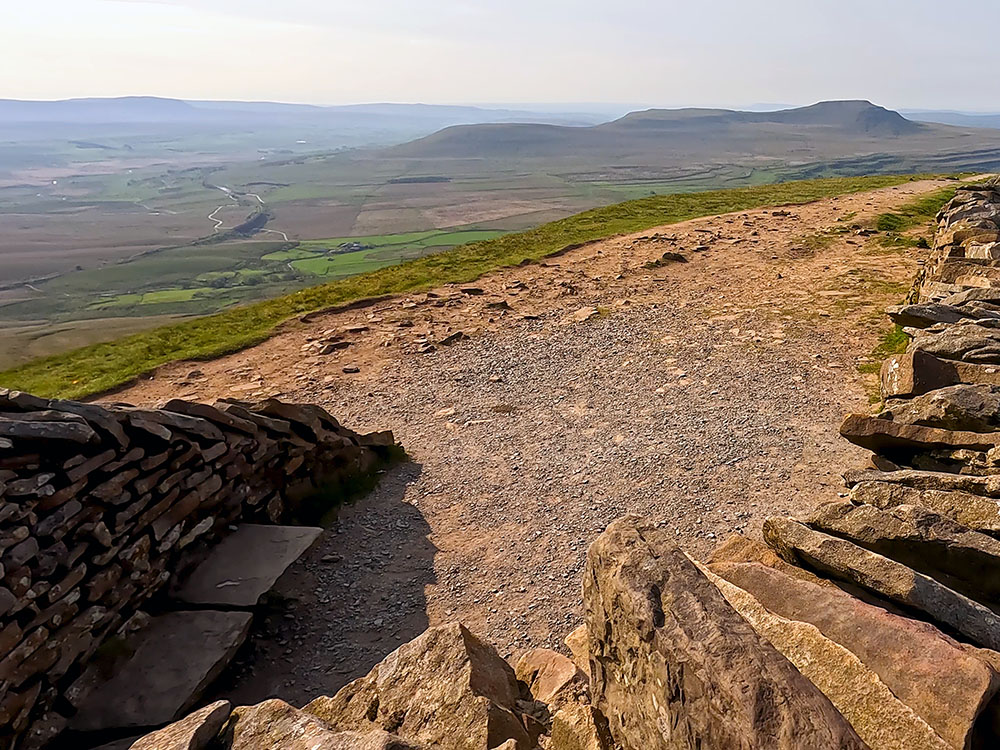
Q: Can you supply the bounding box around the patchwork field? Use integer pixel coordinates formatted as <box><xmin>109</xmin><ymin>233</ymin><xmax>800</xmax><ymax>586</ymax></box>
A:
<box><xmin>6</xmin><ymin>99</ymin><xmax>1000</xmax><ymax>372</ymax></box>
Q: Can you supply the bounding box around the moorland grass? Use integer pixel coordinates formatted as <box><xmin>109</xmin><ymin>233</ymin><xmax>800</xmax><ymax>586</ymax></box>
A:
<box><xmin>875</xmin><ymin>187</ymin><xmax>957</xmax><ymax>234</ymax></box>
<box><xmin>0</xmin><ymin>174</ymin><xmax>941</xmax><ymax>399</ymax></box>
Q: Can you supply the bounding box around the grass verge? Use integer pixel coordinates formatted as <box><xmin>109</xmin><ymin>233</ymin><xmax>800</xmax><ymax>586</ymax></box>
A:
<box><xmin>0</xmin><ymin>174</ymin><xmax>940</xmax><ymax>399</ymax></box>
<box><xmin>858</xmin><ymin>325</ymin><xmax>910</xmax><ymax>376</ymax></box>
<box><xmin>872</xmin><ymin>186</ymin><xmax>957</xmax><ymax>250</ymax></box>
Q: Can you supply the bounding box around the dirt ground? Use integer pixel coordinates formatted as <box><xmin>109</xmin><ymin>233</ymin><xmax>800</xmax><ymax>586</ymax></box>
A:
<box><xmin>107</xmin><ymin>178</ymin><xmax>952</xmax><ymax>706</ymax></box>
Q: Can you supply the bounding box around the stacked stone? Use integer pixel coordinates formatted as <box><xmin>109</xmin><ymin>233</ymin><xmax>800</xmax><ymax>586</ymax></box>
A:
<box><xmin>0</xmin><ymin>390</ymin><xmax>393</xmax><ymax>749</ymax></box>
<box><xmin>617</xmin><ymin>179</ymin><xmax>1000</xmax><ymax>749</ymax></box>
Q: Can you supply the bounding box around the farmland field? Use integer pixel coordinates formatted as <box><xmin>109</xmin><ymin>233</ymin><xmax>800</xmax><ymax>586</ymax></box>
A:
<box><xmin>6</xmin><ymin>100</ymin><xmax>1000</xmax><ymax>370</ymax></box>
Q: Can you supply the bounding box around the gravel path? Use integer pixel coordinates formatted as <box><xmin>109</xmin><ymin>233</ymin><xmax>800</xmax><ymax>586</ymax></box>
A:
<box><xmin>111</xmin><ymin>179</ymin><xmax>952</xmax><ymax>706</ymax></box>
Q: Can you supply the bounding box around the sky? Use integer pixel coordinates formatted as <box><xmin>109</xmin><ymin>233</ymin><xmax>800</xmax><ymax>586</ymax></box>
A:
<box><xmin>4</xmin><ymin>0</ymin><xmax>999</xmax><ymax>110</ymax></box>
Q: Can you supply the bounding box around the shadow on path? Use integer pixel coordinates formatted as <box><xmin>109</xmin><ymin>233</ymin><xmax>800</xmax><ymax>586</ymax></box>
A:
<box><xmin>214</xmin><ymin>461</ymin><xmax>436</xmax><ymax>706</ymax></box>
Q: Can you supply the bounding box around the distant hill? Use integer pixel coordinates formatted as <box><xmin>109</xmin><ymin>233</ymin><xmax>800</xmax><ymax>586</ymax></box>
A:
<box><xmin>0</xmin><ymin>96</ymin><xmax>202</xmax><ymax>123</ymax></box>
<box><xmin>904</xmin><ymin>110</ymin><xmax>1000</xmax><ymax>130</ymax></box>
<box><xmin>0</xmin><ymin>97</ymin><xmax>610</xmax><ymax>129</ymax></box>
<box><xmin>387</xmin><ymin>101</ymin><xmax>934</xmax><ymax>159</ymax></box>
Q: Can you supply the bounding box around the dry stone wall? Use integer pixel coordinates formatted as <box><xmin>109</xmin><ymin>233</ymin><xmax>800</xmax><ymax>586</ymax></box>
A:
<box><xmin>0</xmin><ymin>390</ymin><xmax>394</xmax><ymax>749</ymax></box>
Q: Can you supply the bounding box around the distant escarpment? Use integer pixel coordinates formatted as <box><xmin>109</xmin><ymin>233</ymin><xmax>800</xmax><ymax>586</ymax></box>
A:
<box><xmin>386</xmin><ymin>100</ymin><xmax>937</xmax><ymax>160</ymax></box>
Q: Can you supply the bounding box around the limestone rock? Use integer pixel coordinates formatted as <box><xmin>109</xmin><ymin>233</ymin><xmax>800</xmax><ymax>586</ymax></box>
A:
<box><xmin>880</xmin><ymin>384</ymin><xmax>1000</xmax><ymax>432</ymax></box>
<box><xmin>72</xmin><ymin>611</ymin><xmax>252</xmax><ymax>731</ymax></box>
<box><xmin>583</xmin><ymin>516</ymin><xmax>865</xmax><ymax>750</ymax></box>
<box><xmin>708</xmin><ymin>533</ymin><xmax>827</xmax><ymax>584</ymax></box>
<box><xmin>172</xmin><ymin>524</ymin><xmax>323</xmax><ymax>608</ymax></box>
<box><xmin>886</xmin><ymin>302</ymin><xmax>988</xmax><ymax>328</ymax></box>
<box><xmin>844</xmin><ymin>467</ymin><xmax>1000</xmax><ymax>497</ymax></box>
<box><xmin>562</xmin><ymin>626</ymin><xmax>589</xmax><ymax>678</ymax></box>
<box><xmin>700</xmin><ymin>563</ymin><xmax>950</xmax><ymax>750</ymax></box>
<box><xmin>707</xmin><ymin>558</ymin><xmax>1000</xmax><ymax>749</ymax></box>
<box><xmin>840</xmin><ymin>413</ymin><xmax>1000</xmax><ymax>453</ymax></box>
<box><xmin>514</xmin><ymin>649</ymin><xmax>588</xmax><ymax>712</ymax></box>
<box><xmin>880</xmin><ymin>350</ymin><xmax>1000</xmax><ymax>398</ymax></box>
<box><xmin>227</xmin><ymin>699</ymin><xmax>425</xmax><ymax>750</ymax></box>
<box><xmin>850</xmin><ymin>480</ymin><xmax>1000</xmax><ymax>536</ymax></box>
<box><xmin>549</xmin><ymin>703</ymin><xmax>612</xmax><ymax>750</ymax></box>
<box><xmin>943</xmin><ymin>286</ymin><xmax>1000</xmax><ymax>307</ymax></box>
<box><xmin>880</xmin><ymin>351</ymin><xmax>960</xmax><ymax>398</ymax></box>
<box><xmin>763</xmin><ymin>516</ymin><xmax>1000</xmax><ymax>651</ymax></box>
<box><xmin>803</xmin><ymin>500</ymin><xmax>1000</xmax><ymax>607</ymax></box>
<box><xmin>305</xmin><ymin>623</ymin><xmax>534</xmax><ymax>750</ymax></box>
<box><xmin>909</xmin><ymin>322</ymin><xmax>1000</xmax><ymax>364</ymax></box>
<box><xmin>131</xmin><ymin>700</ymin><xmax>232</xmax><ymax>750</ymax></box>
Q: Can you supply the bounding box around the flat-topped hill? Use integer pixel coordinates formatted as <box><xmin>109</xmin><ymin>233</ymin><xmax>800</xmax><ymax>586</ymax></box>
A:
<box><xmin>387</xmin><ymin>100</ymin><xmax>961</xmax><ymax>159</ymax></box>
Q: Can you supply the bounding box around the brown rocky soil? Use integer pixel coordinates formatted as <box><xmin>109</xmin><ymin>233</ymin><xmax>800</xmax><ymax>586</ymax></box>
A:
<box><xmin>106</xmin><ymin>178</ymin><xmax>955</xmax><ymax>707</ymax></box>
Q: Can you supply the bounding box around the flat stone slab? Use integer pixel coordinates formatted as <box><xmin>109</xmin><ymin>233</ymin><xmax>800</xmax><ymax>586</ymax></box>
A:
<box><xmin>173</xmin><ymin>524</ymin><xmax>322</xmax><ymax>607</ymax></box>
<box><xmin>72</xmin><ymin>610</ymin><xmax>252</xmax><ymax>731</ymax></box>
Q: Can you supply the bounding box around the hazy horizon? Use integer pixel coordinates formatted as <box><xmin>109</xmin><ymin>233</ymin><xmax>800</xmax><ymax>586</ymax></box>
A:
<box><xmin>6</xmin><ymin>1</ymin><xmax>1000</xmax><ymax>111</ymax></box>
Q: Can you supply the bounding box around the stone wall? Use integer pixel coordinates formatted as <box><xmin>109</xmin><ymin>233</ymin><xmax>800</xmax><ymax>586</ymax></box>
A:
<box><xmin>0</xmin><ymin>390</ymin><xmax>393</xmax><ymax>749</ymax></box>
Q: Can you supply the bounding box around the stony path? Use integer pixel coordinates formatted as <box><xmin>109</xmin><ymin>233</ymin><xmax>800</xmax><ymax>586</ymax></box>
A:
<box><xmin>109</xmin><ymin>178</ymin><xmax>953</xmax><ymax>706</ymax></box>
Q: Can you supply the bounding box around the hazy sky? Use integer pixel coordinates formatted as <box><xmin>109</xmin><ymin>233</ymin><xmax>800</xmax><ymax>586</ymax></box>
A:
<box><xmin>5</xmin><ymin>0</ymin><xmax>998</xmax><ymax>109</ymax></box>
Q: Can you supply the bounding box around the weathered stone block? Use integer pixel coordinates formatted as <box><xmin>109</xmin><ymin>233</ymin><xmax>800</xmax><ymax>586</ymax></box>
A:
<box><xmin>71</xmin><ymin>610</ymin><xmax>252</xmax><ymax>731</ymax></box>
<box><xmin>172</xmin><ymin>524</ymin><xmax>322</xmax><ymax>608</ymax></box>
<box><xmin>583</xmin><ymin>516</ymin><xmax>865</xmax><ymax>750</ymax></box>
<box><xmin>763</xmin><ymin>516</ymin><xmax>1000</xmax><ymax>651</ymax></box>
<box><xmin>305</xmin><ymin>623</ymin><xmax>534</xmax><ymax>750</ymax></box>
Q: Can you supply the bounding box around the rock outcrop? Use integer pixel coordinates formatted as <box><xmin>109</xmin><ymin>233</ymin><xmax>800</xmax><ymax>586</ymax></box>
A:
<box><xmin>226</xmin><ymin>699</ymin><xmax>425</xmax><ymax>750</ymax></box>
<box><xmin>762</xmin><ymin>516</ymin><xmax>1000</xmax><ymax>651</ymax></box>
<box><xmin>305</xmin><ymin>623</ymin><xmax>536</xmax><ymax>750</ymax></box>
<box><xmin>582</xmin><ymin>516</ymin><xmax>866</xmax><ymax>750</ymax></box>
<box><xmin>706</xmin><ymin>553</ymin><xmax>1000</xmax><ymax>750</ymax></box>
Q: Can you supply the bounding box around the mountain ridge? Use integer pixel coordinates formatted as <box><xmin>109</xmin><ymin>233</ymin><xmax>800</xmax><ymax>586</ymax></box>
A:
<box><xmin>387</xmin><ymin>100</ymin><xmax>935</xmax><ymax>159</ymax></box>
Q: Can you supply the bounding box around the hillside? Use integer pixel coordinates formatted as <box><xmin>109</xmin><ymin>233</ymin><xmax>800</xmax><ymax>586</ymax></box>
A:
<box><xmin>0</xmin><ymin>174</ymin><xmax>938</xmax><ymax>399</ymax></box>
<box><xmin>386</xmin><ymin>100</ymin><xmax>985</xmax><ymax>160</ymax></box>
<box><xmin>95</xmin><ymin>178</ymin><xmax>961</xmax><ymax>715</ymax></box>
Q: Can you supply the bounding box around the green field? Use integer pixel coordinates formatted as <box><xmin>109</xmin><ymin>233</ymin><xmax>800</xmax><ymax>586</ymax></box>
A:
<box><xmin>0</xmin><ymin>174</ymin><xmax>942</xmax><ymax>399</ymax></box>
<box><xmin>289</xmin><ymin>229</ymin><xmax>506</xmax><ymax>277</ymax></box>
<box><xmin>1</xmin><ymin>228</ymin><xmax>509</xmax><ymax>351</ymax></box>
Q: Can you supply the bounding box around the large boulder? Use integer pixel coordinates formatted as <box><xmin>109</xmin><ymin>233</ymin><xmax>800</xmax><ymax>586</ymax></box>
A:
<box><xmin>880</xmin><ymin>384</ymin><xmax>1000</xmax><ymax>432</ymax></box>
<box><xmin>583</xmin><ymin>516</ymin><xmax>865</xmax><ymax>750</ymax></box>
<box><xmin>305</xmin><ymin>623</ymin><xmax>534</xmax><ymax>750</ymax></box>
<box><xmin>699</xmin><ymin>564</ymin><xmax>951</xmax><ymax>750</ymax></box>
<box><xmin>802</xmin><ymin>500</ymin><xmax>1000</xmax><ymax>607</ymax></box>
<box><xmin>850</xmin><ymin>480</ymin><xmax>1000</xmax><ymax>537</ymax></box>
<box><xmin>226</xmin><ymin>700</ymin><xmax>424</xmax><ymax>750</ymax></box>
<box><xmin>707</xmin><ymin>553</ymin><xmax>1000</xmax><ymax>749</ymax></box>
<box><xmin>763</xmin><ymin>516</ymin><xmax>1000</xmax><ymax>651</ymax></box>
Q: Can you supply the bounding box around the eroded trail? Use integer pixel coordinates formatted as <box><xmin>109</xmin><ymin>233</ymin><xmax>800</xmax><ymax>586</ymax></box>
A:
<box><xmin>109</xmin><ymin>179</ymin><xmax>952</xmax><ymax>705</ymax></box>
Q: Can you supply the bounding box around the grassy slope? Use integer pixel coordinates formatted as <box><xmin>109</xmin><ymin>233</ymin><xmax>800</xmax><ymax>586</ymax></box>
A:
<box><xmin>857</xmin><ymin>186</ymin><xmax>958</xmax><ymax>399</ymax></box>
<box><xmin>0</xmin><ymin>174</ymin><xmax>938</xmax><ymax>399</ymax></box>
